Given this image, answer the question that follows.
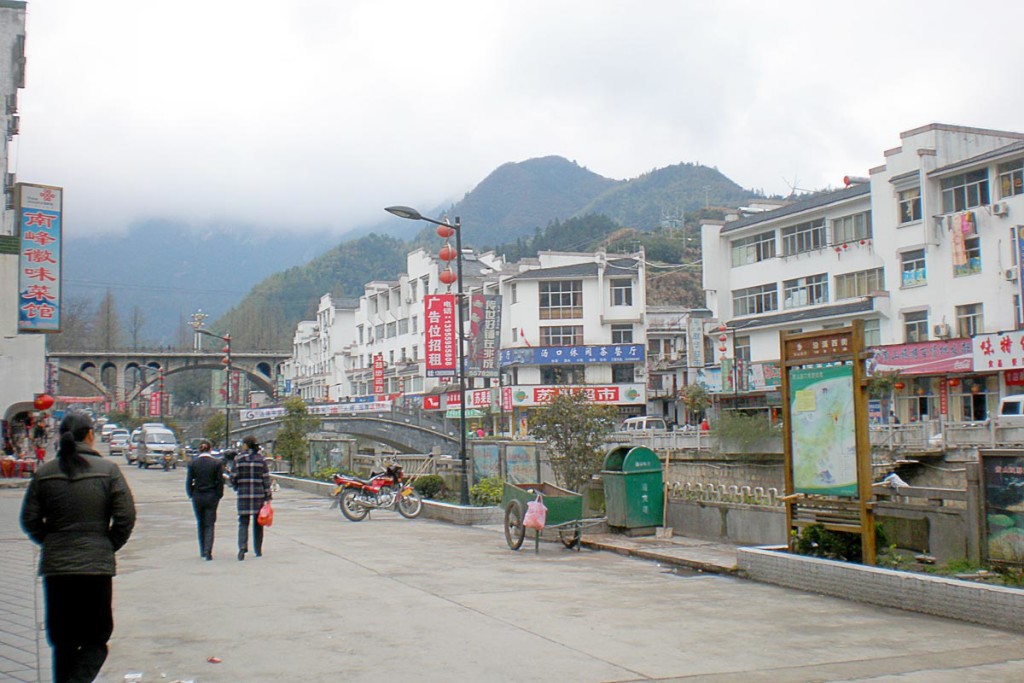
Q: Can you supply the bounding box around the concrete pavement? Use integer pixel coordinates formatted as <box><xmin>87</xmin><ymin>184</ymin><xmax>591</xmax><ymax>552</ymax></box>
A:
<box><xmin>3</xmin><ymin>456</ymin><xmax>1024</xmax><ymax>682</ymax></box>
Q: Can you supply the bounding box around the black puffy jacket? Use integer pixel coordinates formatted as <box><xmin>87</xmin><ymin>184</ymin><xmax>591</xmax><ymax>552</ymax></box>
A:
<box><xmin>20</xmin><ymin>444</ymin><xmax>136</xmax><ymax>576</ymax></box>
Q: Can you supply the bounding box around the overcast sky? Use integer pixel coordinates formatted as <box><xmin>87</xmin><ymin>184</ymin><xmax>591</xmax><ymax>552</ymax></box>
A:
<box><xmin>12</xmin><ymin>0</ymin><xmax>1024</xmax><ymax>237</ymax></box>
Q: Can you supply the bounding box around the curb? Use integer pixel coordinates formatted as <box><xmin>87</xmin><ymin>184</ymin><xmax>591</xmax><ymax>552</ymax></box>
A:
<box><xmin>580</xmin><ymin>538</ymin><xmax>739</xmax><ymax>575</ymax></box>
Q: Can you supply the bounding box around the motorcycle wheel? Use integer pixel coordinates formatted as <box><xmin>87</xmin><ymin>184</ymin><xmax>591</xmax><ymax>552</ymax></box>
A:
<box><xmin>396</xmin><ymin>490</ymin><xmax>423</xmax><ymax>519</ymax></box>
<box><xmin>339</xmin><ymin>488</ymin><xmax>369</xmax><ymax>522</ymax></box>
<box><xmin>504</xmin><ymin>500</ymin><xmax>525</xmax><ymax>551</ymax></box>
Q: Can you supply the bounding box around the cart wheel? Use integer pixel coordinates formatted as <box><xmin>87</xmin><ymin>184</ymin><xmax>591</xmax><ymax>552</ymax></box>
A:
<box><xmin>504</xmin><ymin>500</ymin><xmax>525</xmax><ymax>550</ymax></box>
<box><xmin>559</xmin><ymin>527</ymin><xmax>581</xmax><ymax>550</ymax></box>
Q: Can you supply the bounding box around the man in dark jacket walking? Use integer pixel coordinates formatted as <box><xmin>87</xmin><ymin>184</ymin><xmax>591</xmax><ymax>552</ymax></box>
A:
<box><xmin>21</xmin><ymin>411</ymin><xmax>136</xmax><ymax>683</ymax></box>
<box><xmin>186</xmin><ymin>439</ymin><xmax>225</xmax><ymax>560</ymax></box>
<box><xmin>230</xmin><ymin>435</ymin><xmax>271</xmax><ymax>561</ymax></box>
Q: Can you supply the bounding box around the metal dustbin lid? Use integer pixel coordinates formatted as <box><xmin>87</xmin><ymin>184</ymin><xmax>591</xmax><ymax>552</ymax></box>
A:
<box><xmin>621</xmin><ymin>446</ymin><xmax>661</xmax><ymax>473</ymax></box>
<box><xmin>602</xmin><ymin>445</ymin><xmax>631</xmax><ymax>472</ymax></box>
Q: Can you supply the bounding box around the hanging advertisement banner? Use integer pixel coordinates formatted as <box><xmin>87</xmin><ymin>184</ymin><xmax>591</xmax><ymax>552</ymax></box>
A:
<box><xmin>973</xmin><ymin>329</ymin><xmax>1024</xmax><ymax>370</ymax></box>
<box><xmin>424</xmin><ymin>294</ymin><xmax>457</xmax><ymax>377</ymax></box>
<box><xmin>1018</xmin><ymin>226</ymin><xmax>1024</xmax><ymax>326</ymax></box>
<box><xmin>467</xmin><ymin>294</ymin><xmax>502</xmax><ymax>378</ymax></box>
<box><xmin>373</xmin><ymin>354</ymin><xmax>385</xmax><ymax>394</ymax></box>
<box><xmin>17</xmin><ymin>184</ymin><xmax>63</xmax><ymax>333</ymax></box>
<box><xmin>500</xmin><ymin>344</ymin><xmax>644</xmax><ymax>366</ymax></box>
<box><xmin>687</xmin><ymin>318</ymin><xmax>706</xmax><ymax>368</ymax></box>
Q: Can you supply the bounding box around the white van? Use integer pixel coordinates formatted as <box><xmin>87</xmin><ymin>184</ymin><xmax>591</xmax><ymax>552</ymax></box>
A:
<box><xmin>997</xmin><ymin>394</ymin><xmax>1024</xmax><ymax>426</ymax></box>
<box><xmin>620</xmin><ymin>416</ymin><xmax>669</xmax><ymax>432</ymax></box>
<box><xmin>138</xmin><ymin>427</ymin><xmax>179</xmax><ymax>468</ymax></box>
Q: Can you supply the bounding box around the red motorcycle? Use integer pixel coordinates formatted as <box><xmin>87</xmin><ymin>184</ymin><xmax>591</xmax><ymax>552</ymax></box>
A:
<box><xmin>332</xmin><ymin>463</ymin><xmax>423</xmax><ymax>521</ymax></box>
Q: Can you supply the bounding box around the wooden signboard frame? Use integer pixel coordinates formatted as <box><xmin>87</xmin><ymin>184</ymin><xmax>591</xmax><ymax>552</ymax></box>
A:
<box><xmin>780</xmin><ymin>320</ymin><xmax>875</xmax><ymax>564</ymax></box>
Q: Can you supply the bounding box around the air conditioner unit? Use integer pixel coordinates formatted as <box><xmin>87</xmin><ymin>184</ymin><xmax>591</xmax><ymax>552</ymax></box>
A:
<box><xmin>1006</xmin><ymin>267</ymin><xmax>1018</xmax><ymax>282</ymax></box>
<box><xmin>404</xmin><ymin>297</ymin><xmax>414</xmax><ymax>304</ymax></box>
<box><xmin>993</xmin><ymin>202</ymin><xmax>1009</xmax><ymax>216</ymax></box>
<box><xmin>933</xmin><ymin>323</ymin><xmax>951</xmax><ymax>339</ymax></box>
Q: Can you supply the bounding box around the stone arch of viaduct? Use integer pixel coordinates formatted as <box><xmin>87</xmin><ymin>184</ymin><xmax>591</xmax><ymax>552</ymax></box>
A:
<box><xmin>48</xmin><ymin>351</ymin><xmax>289</xmax><ymax>405</ymax></box>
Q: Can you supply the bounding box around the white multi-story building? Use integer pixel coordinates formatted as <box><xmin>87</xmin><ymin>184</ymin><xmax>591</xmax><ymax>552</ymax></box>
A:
<box><xmin>284</xmin><ymin>246</ymin><xmax>653</xmax><ymax>432</ymax></box>
<box><xmin>0</xmin><ymin>1</ymin><xmax>45</xmax><ymax>430</ymax></box>
<box><xmin>701</xmin><ymin>123</ymin><xmax>1024</xmax><ymax>423</ymax></box>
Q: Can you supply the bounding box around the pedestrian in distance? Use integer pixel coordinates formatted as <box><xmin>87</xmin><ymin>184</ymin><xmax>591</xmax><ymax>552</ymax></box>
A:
<box><xmin>186</xmin><ymin>439</ymin><xmax>225</xmax><ymax>560</ymax></box>
<box><xmin>20</xmin><ymin>410</ymin><xmax>136</xmax><ymax>683</ymax></box>
<box><xmin>231</xmin><ymin>435</ymin><xmax>271</xmax><ymax>561</ymax></box>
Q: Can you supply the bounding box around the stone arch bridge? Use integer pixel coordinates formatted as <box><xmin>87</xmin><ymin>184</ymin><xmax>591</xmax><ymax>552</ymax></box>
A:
<box><xmin>232</xmin><ymin>408</ymin><xmax>460</xmax><ymax>454</ymax></box>
<box><xmin>47</xmin><ymin>350</ymin><xmax>290</xmax><ymax>404</ymax></box>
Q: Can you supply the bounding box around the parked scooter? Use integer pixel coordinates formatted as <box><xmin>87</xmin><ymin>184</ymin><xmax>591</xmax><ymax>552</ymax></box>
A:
<box><xmin>332</xmin><ymin>463</ymin><xmax>423</xmax><ymax>521</ymax></box>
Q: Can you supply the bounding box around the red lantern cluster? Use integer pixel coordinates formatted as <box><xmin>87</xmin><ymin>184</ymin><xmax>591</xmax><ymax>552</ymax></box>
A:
<box><xmin>437</xmin><ymin>220</ymin><xmax>457</xmax><ymax>288</ymax></box>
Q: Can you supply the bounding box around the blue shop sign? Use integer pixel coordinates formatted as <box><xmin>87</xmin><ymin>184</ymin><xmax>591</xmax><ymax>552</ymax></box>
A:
<box><xmin>501</xmin><ymin>344</ymin><xmax>645</xmax><ymax>366</ymax></box>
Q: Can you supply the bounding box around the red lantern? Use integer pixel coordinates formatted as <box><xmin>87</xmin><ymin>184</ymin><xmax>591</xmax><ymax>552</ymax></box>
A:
<box><xmin>718</xmin><ymin>345</ymin><xmax>727</xmax><ymax>353</ymax></box>
<box><xmin>835</xmin><ymin>247</ymin><xmax>841</xmax><ymax>253</ymax></box>
<box><xmin>970</xmin><ymin>384</ymin><xmax>981</xmax><ymax>394</ymax></box>
<box><xmin>948</xmin><ymin>378</ymin><xmax>960</xmax><ymax>388</ymax></box>
<box><xmin>436</xmin><ymin>224</ymin><xmax>455</xmax><ymax>239</ymax></box>
<box><xmin>842</xmin><ymin>243</ymin><xmax>849</xmax><ymax>249</ymax></box>
<box><xmin>718</xmin><ymin>324</ymin><xmax>727</xmax><ymax>332</ymax></box>
<box><xmin>718</xmin><ymin>334</ymin><xmax>728</xmax><ymax>342</ymax></box>
<box><xmin>894</xmin><ymin>381</ymin><xmax>905</xmax><ymax>391</ymax></box>
<box><xmin>859</xmin><ymin>240</ymin><xmax>866</xmax><ymax>246</ymax></box>
<box><xmin>439</xmin><ymin>269</ymin><xmax>457</xmax><ymax>286</ymax></box>
<box><xmin>33</xmin><ymin>394</ymin><xmax>54</xmax><ymax>411</ymax></box>
<box><xmin>438</xmin><ymin>244</ymin><xmax>457</xmax><ymax>262</ymax></box>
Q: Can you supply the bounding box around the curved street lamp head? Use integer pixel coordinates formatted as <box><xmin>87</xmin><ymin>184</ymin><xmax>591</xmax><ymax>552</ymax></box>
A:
<box><xmin>385</xmin><ymin>205</ymin><xmax>423</xmax><ymax>221</ymax></box>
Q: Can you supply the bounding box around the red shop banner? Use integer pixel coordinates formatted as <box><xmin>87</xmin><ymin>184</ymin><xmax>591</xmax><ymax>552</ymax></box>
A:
<box><xmin>424</xmin><ymin>294</ymin><xmax>457</xmax><ymax>378</ymax></box>
<box><xmin>422</xmin><ymin>395</ymin><xmax>441</xmax><ymax>410</ymax></box>
<box><xmin>373</xmin><ymin>354</ymin><xmax>385</xmax><ymax>394</ymax></box>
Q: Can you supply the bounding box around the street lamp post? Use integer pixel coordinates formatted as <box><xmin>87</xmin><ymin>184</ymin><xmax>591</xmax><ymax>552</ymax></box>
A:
<box><xmin>195</xmin><ymin>327</ymin><xmax>232</xmax><ymax>450</ymax></box>
<box><xmin>385</xmin><ymin>205</ymin><xmax>470</xmax><ymax>506</ymax></box>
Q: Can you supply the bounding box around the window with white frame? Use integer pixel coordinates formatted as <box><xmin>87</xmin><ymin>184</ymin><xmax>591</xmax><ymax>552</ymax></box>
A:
<box><xmin>783</xmin><ymin>273</ymin><xmax>828</xmax><ymax>309</ymax></box>
<box><xmin>539</xmin><ymin>280</ymin><xmax>582</xmax><ymax>320</ymax></box>
<box><xmin>409</xmin><ymin>280</ymin><xmax>417</xmax><ymax>301</ymax></box>
<box><xmin>398</xmin><ymin>318</ymin><xmax>409</xmax><ymax>335</ymax></box>
<box><xmin>540</xmin><ymin>365</ymin><xmax>585</xmax><ymax>384</ymax></box>
<box><xmin>375</xmin><ymin>324</ymin><xmax>385</xmax><ymax>340</ymax></box>
<box><xmin>898</xmin><ymin>187</ymin><xmax>921</xmax><ymax>224</ymax></box>
<box><xmin>610</xmin><ymin>278</ymin><xmax>633</xmax><ymax>306</ymax></box>
<box><xmin>941</xmin><ymin>170</ymin><xmax>989</xmax><ymax>213</ymax></box>
<box><xmin>611</xmin><ymin>324</ymin><xmax>633</xmax><ymax>344</ymax></box>
<box><xmin>904</xmin><ymin>310</ymin><xmax>929</xmax><ymax>343</ymax></box>
<box><xmin>540</xmin><ymin>325</ymin><xmax>583</xmax><ymax>346</ymax></box>
<box><xmin>386</xmin><ymin>322</ymin><xmax>396</xmax><ymax>338</ymax></box>
<box><xmin>956</xmin><ymin>303</ymin><xmax>983</xmax><ymax>337</ymax></box>
<box><xmin>900</xmin><ymin>249</ymin><xmax>927</xmax><ymax>287</ymax></box>
<box><xmin>510</xmin><ymin>283</ymin><xmax>518</xmax><ymax>304</ymax></box>
<box><xmin>730</xmin><ymin>231</ymin><xmax>776</xmax><ymax>266</ymax></box>
<box><xmin>781</xmin><ymin>219</ymin><xmax>826</xmax><ymax>256</ymax></box>
<box><xmin>734</xmin><ymin>335</ymin><xmax>751</xmax><ymax>362</ymax></box>
<box><xmin>1000</xmin><ymin>160</ymin><xmax>1024</xmax><ymax>198</ymax></box>
<box><xmin>953</xmin><ymin>237</ymin><xmax>982</xmax><ymax>277</ymax></box>
<box><xmin>832</xmin><ymin>212</ymin><xmax>872</xmax><ymax>244</ymax></box>
<box><xmin>835</xmin><ymin>267</ymin><xmax>884</xmax><ymax>300</ymax></box>
<box><xmin>862</xmin><ymin>318</ymin><xmax>881</xmax><ymax>346</ymax></box>
<box><xmin>611</xmin><ymin>364</ymin><xmax>634</xmax><ymax>383</ymax></box>
<box><xmin>732</xmin><ymin>283</ymin><xmax>778</xmax><ymax>316</ymax></box>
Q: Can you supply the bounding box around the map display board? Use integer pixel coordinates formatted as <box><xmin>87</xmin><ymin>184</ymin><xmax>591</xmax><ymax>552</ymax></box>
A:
<box><xmin>789</xmin><ymin>364</ymin><xmax>858</xmax><ymax>497</ymax></box>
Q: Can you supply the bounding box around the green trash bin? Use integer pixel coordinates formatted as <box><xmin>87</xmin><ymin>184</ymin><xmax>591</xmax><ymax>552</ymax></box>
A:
<box><xmin>601</xmin><ymin>445</ymin><xmax>664</xmax><ymax>532</ymax></box>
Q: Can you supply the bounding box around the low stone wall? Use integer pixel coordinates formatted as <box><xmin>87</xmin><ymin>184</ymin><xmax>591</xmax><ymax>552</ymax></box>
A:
<box><xmin>272</xmin><ymin>474</ymin><xmax>502</xmax><ymax>525</ymax></box>
<box><xmin>666</xmin><ymin>498</ymin><xmax>787</xmax><ymax>546</ymax></box>
<box><xmin>739</xmin><ymin>546</ymin><xmax>1024</xmax><ymax>633</ymax></box>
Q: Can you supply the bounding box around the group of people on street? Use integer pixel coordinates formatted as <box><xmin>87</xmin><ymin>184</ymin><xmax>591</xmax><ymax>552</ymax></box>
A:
<box><xmin>18</xmin><ymin>411</ymin><xmax>274</xmax><ymax>682</ymax></box>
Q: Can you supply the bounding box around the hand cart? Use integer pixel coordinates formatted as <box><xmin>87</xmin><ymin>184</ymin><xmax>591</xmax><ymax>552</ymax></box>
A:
<box><xmin>502</xmin><ymin>481</ymin><xmax>605</xmax><ymax>553</ymax></box>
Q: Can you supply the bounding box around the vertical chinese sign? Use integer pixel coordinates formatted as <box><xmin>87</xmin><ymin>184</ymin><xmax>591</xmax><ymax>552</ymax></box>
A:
<box><xmin>467</xmin><ymin>294</ymin><xmax>501</xmax><ymax>378</ymax></box>
<box><xmin>18</xmin><ymin>184</ymin><xmax>63</xmax><ymax>333</ymax></box>
<box><xmin>372</xmin><ymin>353</ymin><xmax>385</xmax><ymax>394</ymax></box>
<box><xmin>1017</xmin><ymin>226</ymin><xmax>1024</xmax><ymax>325</ymax></box>
<box><xmin>424</xmin><ymin>294</ymin><xmax>457</xmax><ymax>377</ymax></box>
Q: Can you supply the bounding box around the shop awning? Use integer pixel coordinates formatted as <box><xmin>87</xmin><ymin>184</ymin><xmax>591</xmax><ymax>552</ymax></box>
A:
<box><xmin>445</xmin><ymin>409</ymin><xmax>486</xmax><ymax>418</ymax></box>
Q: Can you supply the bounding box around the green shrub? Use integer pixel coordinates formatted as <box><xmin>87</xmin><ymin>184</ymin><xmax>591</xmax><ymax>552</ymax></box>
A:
<box><xmin>309</xmin><ymin>466</ymin><xmax>351</xmax><ymax>482</ymax></box>
<box><xmin>413</xmin><ymin>474</ymin><xmax>446</xmax><ymax>500</ymax></box>
<box><xmin>470</xmin><ymin>477</ymin><xmax>503</xmax><ymax>507</ymax></box>
<box><xmin>793</xmin><ymin>523</ymin><xmax>863</xmax><ymax>562</ymax></box>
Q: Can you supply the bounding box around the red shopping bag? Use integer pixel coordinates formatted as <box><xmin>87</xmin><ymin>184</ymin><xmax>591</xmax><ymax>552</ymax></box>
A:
<box><xmin>257</xmin><ymin>501</ymin><xmax>274</xmax><ymax>527</ymax></box>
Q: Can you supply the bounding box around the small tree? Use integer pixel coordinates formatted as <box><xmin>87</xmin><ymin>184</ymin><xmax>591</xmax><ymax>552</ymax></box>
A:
<box><xmin>679</xmin><ymin>383</ymin><xmax>710</xmax><ymax>423</ymax></box>
<box><xmin>529</xmin><ymin>391</ymin><xmax>616</xmax><ymax>492</ymax></box>
<box><xmin>204</xmin><ymin>412</ymin><xmax>226</xmax><ymax>446</ymax></box>
<box><xmin>275</xmin><ymin>397</ymin><xmax>318</xmax><ymax>474</ymax></box>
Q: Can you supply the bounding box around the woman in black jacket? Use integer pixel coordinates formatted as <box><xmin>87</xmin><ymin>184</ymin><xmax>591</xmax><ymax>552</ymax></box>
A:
<box><xmin>21</xmin><ymin>411</ymin><xmax>136</xmax><ymax>683</ymax></box>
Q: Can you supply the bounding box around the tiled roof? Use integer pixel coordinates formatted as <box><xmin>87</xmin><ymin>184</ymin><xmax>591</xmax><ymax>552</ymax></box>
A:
<box><xmin>720</xmin><ymin>184</ymin><xmax>871</xmax><ymax>235</ymax></box>
<box><xmin>508</xmin><ymin>257</ymin><xmax>639</xmax><ymax>281</ymax></box>
<box><xmin>729</xmin><ymin>299</ymin><xmax>875</xmax><ymax>331</ymax></box>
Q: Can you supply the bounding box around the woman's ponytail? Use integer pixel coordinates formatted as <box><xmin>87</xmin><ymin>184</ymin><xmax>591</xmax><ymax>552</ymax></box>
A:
<box><xmin>56</xmin><ymin>411</ymin><xmax>92</xmax><ymax>476</ymax></box>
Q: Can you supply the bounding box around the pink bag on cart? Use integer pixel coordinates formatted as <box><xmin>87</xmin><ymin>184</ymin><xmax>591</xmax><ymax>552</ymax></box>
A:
<box><xmin>523</xmin><ymin>495</ymin><xmax>547</xmax><ymax>531</ymax></box>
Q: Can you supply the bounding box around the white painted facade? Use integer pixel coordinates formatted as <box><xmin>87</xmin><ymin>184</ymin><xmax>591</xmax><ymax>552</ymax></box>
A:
<box><xmin>0</xmin><ymin>2</ymin><xmax>45</xmax><ymax>425</ymax></box>
<box><xmin>702</xmin><ymin>124</ymin><xmax>1024</xmax><ymax>359</ymax></box>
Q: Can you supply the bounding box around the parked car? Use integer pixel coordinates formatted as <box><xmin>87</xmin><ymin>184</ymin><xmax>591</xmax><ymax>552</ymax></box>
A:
<box><xmin>108</xmin><ymin>429</ymin><xmax>131</xmax><ymax>456</ymax></box>
<box><xmin>620</xmin><ymin>416</ymin><xmax>668</xmax><ymax>432</ymax></box>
